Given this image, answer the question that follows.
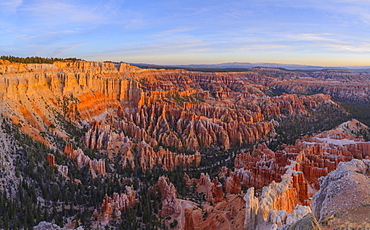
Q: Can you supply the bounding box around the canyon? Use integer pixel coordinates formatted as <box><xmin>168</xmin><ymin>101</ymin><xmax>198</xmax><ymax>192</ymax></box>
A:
<box><xmin>0</xmin><ymin>59</ymin><xmax>369</xmax><ymax>229</ymax></box>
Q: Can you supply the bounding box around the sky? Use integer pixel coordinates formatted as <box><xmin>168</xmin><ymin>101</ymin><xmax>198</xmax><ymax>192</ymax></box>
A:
<box><xmin>1</xmin><ymin>0</ymin><xmax>370</xmax><ymax>66</ymax></box>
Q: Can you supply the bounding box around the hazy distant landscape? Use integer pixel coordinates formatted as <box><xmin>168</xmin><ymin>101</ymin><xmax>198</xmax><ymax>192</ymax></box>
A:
<box><xmin>134</xmin><ymin>62</ymin><xmax>370</xmax><ymax>72</ymax></box>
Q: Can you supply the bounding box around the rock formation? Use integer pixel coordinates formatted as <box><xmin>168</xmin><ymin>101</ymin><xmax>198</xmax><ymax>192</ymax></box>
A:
<box><xmin>137</xmin><ymin>141</ymin><xmax>201</xmax><ymax>170</ymax></box>
<box><xmin>234</xmin><ymin>119</ymin><xmax>370</xmax><ymax>192</ymax></box>
<box><xmin>1</xmin><ymin>60</ymin><xmax>334</xmax><ymax>155</ymax></box>
<box><xmin>279</xmin><ymin>213</ymin><xmax>322</xmax><ymax>230</ymax></box>
<box><xmin>184</xmin><ymin>208</ymin><xmax>195</xmax><ymax>230</ymax></box>
<box><xmin>312</xmin><ymin>159</ymin><xmax>370</xmax><ymax>229</ymax></box>
<box><xmin>241</xmin><ymin>121</ymin><xmax>370</xmax><ymax>230</ymax></box>
<box><xmin>243</xmin><ymin>162</ymin><xmax>311</xmax><ymax>230</ymax></box>
<box><xmin>155</xmin><ymin>176</ymin><xmax>182</xmax><ymax>218</ymax></box>
<box><xmin>234</xmin><ymin>143</ymin><xmax>287</xmax><ymax>189</ymax></box>
<box><xmin>224</xmin><ymin>171</ymin><xmax>242</xmax><ymax>194</ymax></box>
<box><xmin>100</xmin><ymin>186</ymin><xmax>137</xmax><ymax>221</ymax></box>
<box><xmin>46</xmin><ymin>154</ymin><xmax>69</xmax><ymax>179</ymax></box>
<box><xmin>47</xmin><ymin>154</ymin><xmax>56</xmax><ymax>167</ymax></box>
<box><xmin>185</xmin><ymin>173</ymin><xmax>225</xmax><ymax>203</ymax></box>
<box><xmin>64</xmin><ymin>144</ymin><xmax>106</xmax><ymax>176</ymax></box>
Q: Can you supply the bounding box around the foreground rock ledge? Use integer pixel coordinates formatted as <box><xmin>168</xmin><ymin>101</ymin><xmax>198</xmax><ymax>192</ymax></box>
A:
<box><xmin>312</xmin><ymin>159</ymin><xmax>370</xmax><ymax>229</ymax></box>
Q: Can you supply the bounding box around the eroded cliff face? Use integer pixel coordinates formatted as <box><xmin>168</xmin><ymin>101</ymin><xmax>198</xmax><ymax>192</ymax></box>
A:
<box><xmin>182</xmin><ymin>119</ymin><xmax>370</xmax><ymax>229</ymax></box>
<box><xmin>1</xmin><ymin>60</ymin><xmax>366</xmax><ymax>229</ymax></box>
<box><xmin>233</xmin><ymin>119</ymin><xmax>370</xmax><ymax>193</ymax></box>
<box><xmin>0</xmin><ymin>60</ymin><xmax>335</xmax><ymax>176</ymax></box>
<box><xmin>241</xmin><ymin>119</ymin><xmax>370</xmax><ymax>230</ymax></box>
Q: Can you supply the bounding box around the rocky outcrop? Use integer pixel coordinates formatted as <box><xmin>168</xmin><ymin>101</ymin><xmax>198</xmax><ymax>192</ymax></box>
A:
<box><xmin>0</xmin><ymin>60</ymin><xmax>355</xmax><ymax>149</ymax></box>
<box><xmin>186</xmin><ymin>173</ymin><xmax>225</xmax><ymax>203</ymax></box>
<box><xmin>0</xmin><ymin>61</ymin><xmax>339</xmax><ymax>186</ymax></box>
<box><xmin>279</xmin><ymin>213</ymin><xmax>321</xmax><ymax>230</ymax></box>
<box><xmin>64</xmin><ymin>144</ymin><xmax>106</xmax><ymax>177</ymax></box>
<box><xmin>115</xmin><ymin>99</ymin><xmax>275</xmax><ymax>151</ymax></box>
<box><xmin>240</xmin><ymin>120</ymin><xmax>370</xmax><ymax>230</ymax></box>
<box><xmin>224</xmin><ymin>171</ymin><xmax>242</xmax><ymax>194</ymax></box>
<box><xmin>33</xmin><ymin>221</ymin><xmax>69</xmax><ymax>230</ymax></box>
<box><xmin>312</xmin><ymin>159</ymin><xmax>370</xmax><ymax>229</ymax></box>
<box><xmin>234</xmin><ymin>143</ymin><xmax>287</xmax><ymax>189</ymax></box>
<box><xmin>0</xmin><ymin>61</ymin><xmax>144</xmax><ymax>126</ymax></box>
<box><xmin>47</xmin><ymin>154</ymin><xmax>56</xmax><ymax>167</ymax></box>
<box><xmin>100</xmin><ymin>186</ymin><xmax>137</xmax><ymax>221</ymax></box>
<box><xmin>82</xmin><ymin>113</ymin><xmax>202</xmax><ymax>170</ymax></box>
<box><xmin>243</xmin><ymin>162</ymin><xmax>310</xmax><ymax>230</ymax></box>
<box><xmin>284</xmin><ymin>205</ymin><xmax>312</xmax><ymax>226</ymax></box>
<box><xmin>295</xmin><ymin>119</ymin><xmax>370</xmax><ymax>189</ymax></box>
<box><xmin>153</xmin><ymin>176</ymin><xmax>198</xmax><ymax>230</ymax></box>
<box><xmin>47</xmin><ymin>154</ymin><xmax>69</xmax><ymax>179</ymax></box>
<box><xmin>184</xmin><ymin>208</ymin><xmax>195</xmax><ymax>230</ymax></box>
<box><xmin>83</xmin><ymin>119</ymin><xmax>132</xmax><ymax>152</ymax></box>
<box><xmin>138</xmin><ymin>141</ymin><xmax>201</xmax><ymax>170</ymax></box>
<box><xmin>155</xmin><ymin>176</ymin><xmax>181</xmax><ymax>218</ymax></box>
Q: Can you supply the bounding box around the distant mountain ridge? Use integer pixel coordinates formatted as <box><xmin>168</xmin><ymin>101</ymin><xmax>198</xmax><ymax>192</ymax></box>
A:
<box><xmin>133</xmin><ymin>62</ymin><xmax>370</xmax><ymax>71</ymax></box>
<box><xmin>169</xmin><ymin>62</ymin><xmax>326</xmax><ymax>70</ymax></box>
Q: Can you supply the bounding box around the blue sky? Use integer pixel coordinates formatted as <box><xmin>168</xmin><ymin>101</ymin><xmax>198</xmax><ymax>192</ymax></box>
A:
<box><xmin>1</xmin><ymin>0</ymin><xmax>370</xmax><ymax>66</ymax></box>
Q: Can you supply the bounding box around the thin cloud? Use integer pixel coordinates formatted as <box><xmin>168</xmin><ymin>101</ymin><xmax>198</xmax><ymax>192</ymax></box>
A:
<box><xmin>239</xmin><ymin>44</ymin><xmax>289</xmax><ymax>51</ymax></box>
<box><xmin>0</xmin><ymin>0</ymin><xmax>22</xmax><ymax>13</ymax></box>
<box><xmin>224</xmin><ymin>9</ymin><xmax>253</xmax><ymax>19</ymax></box>
<box><xmin>308</xmin><ymin>0</ymin><xmax>370</xmax><ymax>25</ymax></box>
<box><xmin>21</xmin><ymin>2</ymin><xmax>98</xmax><ymax>23</ymax></box>
<box><xmin>287</xmin><ymin>33</ymin><xmax>335</xmax><ymax>42</ymax></box>
<box><xmin>152</xmin><ymin>28</ymin><xmax>193</xmax><ymax>38</ymax></box>
<box><xmin>52</xmin><ymin>44</ymin><xmax>81</xmax><ymax>57</ymax></box>
<box><xmin>322</xmin><ymin>42</ymin><xmax>370</xmax><ymax>52</ymax></box>
<box><xmin>85</xmin><ymin>39</ymin><xmax>217</xmax><ymax>58</ymax></box>
<box><xmin>18</xmin><ymin>0</ymin><xmax>116</xmax><ymax>25</ymax></box>
<box><xmin>27</xmin><ymin>43</ymin><xmax>81</xmax><ymax>57</ymax></box>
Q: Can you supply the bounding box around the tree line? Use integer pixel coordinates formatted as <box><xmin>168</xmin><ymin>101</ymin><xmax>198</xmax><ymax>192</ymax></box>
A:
<box><xmin>0</xmin><ymin>55</ymin><xmax>83</xmax><ymax>64</ymax></box>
